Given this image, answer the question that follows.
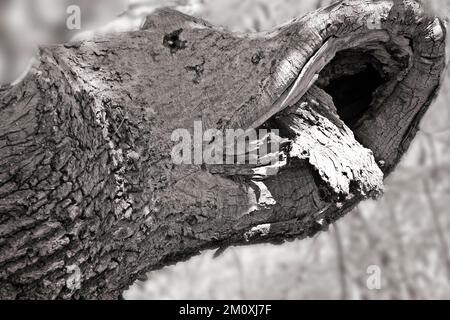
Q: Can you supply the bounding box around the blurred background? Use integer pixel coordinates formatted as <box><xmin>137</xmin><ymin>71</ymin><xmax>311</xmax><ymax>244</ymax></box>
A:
<box><xmin>1</xmin><ymin>0</ymin><xmax>449</xmax><ymax>299</ymax></box>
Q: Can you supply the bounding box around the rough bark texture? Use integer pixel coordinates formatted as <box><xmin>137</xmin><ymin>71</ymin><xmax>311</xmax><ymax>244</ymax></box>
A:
<box><xmin>0</xmin><ymin>0</ymin><xmax>447</xmax><ymax>299</ymax></box>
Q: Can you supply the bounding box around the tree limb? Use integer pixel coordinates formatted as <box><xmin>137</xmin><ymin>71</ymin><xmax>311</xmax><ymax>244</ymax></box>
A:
<box><xmin>0</xmin><ymin>0</ymin><xmax>447</xmax><ymax>299</ymax></box>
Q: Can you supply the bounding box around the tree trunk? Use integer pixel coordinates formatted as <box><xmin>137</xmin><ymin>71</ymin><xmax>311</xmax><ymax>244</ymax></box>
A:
<box><xmin>0</xmin><ymin>0</ymin><xmax>446</xmax><ymax>299</ymax></box>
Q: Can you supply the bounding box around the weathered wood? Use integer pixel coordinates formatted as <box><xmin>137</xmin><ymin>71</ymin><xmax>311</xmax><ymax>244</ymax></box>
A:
<box><xmin>0</xmin><ymin>0</ymin><xmax>446</xmax><ymax>299</ymax></box>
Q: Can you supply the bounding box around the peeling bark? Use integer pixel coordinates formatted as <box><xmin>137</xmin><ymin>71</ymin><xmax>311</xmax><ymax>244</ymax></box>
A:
<box><xmin>0</xmin><ymin>0</ymin><xmax>447</xmax><ymax>299</ymax></box>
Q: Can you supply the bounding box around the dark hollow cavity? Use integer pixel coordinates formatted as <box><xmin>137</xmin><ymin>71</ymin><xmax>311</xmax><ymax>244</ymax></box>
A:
<box><xmin>317</xmin><ymin>50</ymin><xmax>385</xmax><ymax>130</ymax></box>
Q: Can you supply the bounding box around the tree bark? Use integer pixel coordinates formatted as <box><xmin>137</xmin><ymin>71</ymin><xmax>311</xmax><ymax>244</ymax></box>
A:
<box><xmin>0</xmin><ymin>0</ymin><xmax>446</xmax><ymax>299</ymax></box>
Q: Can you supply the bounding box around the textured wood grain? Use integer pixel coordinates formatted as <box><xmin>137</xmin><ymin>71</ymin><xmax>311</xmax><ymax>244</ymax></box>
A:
<box><xmin>0</xmin><ymin>0</ymin><xmax>446</xmax><ymax>299</ymax></box>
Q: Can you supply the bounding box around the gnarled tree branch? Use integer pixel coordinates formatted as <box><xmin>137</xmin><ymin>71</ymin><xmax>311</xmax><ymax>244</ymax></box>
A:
<box><xmin>0</xmin><ymin>0</ymin><xmax>447</xmax><ymax>299</ymax></box>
